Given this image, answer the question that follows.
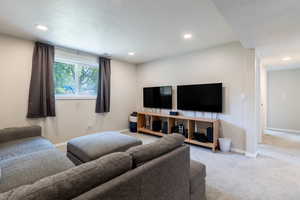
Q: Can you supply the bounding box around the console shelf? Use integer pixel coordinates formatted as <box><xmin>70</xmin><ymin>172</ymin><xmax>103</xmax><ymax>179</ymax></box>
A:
<box><xmin>137</xmin><ymin>112</ymin><xmax>220</xmax><ymax>152</ymax></box>
<box><xmin>138</xmin><ymin>127</ymin><xmax>165</xmax><ymax>137</ymax></box>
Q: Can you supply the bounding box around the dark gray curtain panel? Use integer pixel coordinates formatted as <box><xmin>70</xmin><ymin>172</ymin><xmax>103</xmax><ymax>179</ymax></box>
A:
<box><xmin>96</xmin><ymin>57</ymin><xmax>111</xmax><ymax>113</ymax></box>
<box><xmin>27</xmin><ymin>42</ymin><xmax>56</xmax><ymax>118</ymax></box>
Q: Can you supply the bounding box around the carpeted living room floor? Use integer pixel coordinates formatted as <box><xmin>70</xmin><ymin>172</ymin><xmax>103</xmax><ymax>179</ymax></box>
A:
<box><xmin>123</xmin><ymin>132</ymin><xmax>300</xmax><ymax>200</ymax></box>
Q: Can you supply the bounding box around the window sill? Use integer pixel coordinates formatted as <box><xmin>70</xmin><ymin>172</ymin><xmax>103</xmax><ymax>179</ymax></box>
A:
<box><xmin>55</xmin><ymin>96</ymin><xmax>97</xmax><ymax>100</ymax></box>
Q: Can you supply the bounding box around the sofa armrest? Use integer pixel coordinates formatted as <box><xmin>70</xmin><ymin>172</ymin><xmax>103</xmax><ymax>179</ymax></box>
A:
<box><xmin>0</xmin><ymin>126</ymin><xmax>42</xmax><ymax>143</ymax></box>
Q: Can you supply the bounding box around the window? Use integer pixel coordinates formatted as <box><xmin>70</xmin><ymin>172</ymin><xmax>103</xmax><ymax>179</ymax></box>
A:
<box><xmin>54</xmin><ymin>60</ymin><xmax>99</xmax><ymax>99</ymax></box>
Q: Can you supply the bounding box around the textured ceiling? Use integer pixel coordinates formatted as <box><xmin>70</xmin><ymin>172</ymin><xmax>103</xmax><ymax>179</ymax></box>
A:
<box><xmin>0</xmin><ymin>0</ymin><xmax>237</xmax><ymax>64</ymax></box>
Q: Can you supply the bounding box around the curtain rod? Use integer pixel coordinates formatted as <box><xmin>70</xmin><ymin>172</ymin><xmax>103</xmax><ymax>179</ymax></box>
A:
<box><xmin>55</xmin><ymin>45</ymin><xmax>112</xmax><ymax>59</ymax></box>
<box><xmin>37</xmin><ymin>40</ymin><xmax>112</xmax><ymax>59</ymax></box>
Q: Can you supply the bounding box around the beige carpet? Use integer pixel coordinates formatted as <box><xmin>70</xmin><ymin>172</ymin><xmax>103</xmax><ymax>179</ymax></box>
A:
<box><xmin>125</xmin><ymin>132</ymin><xmax>300</xmax><ymax>200</ymax></box>
<box><xmin>259</xmin><ymin>130</ymin><xmax>300</xmax><ymax>165</ymax></box>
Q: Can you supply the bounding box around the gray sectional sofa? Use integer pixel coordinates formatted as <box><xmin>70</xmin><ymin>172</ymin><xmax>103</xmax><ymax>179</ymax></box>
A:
<box><xmin>0</xmin><ymin>126</ymin><xmax>75</xmax><ymax>194</ymax></box>
<box><xmin>0</xmin><ymin>126</ymin><xmax>206</xmax><ymax>200</ymax></box>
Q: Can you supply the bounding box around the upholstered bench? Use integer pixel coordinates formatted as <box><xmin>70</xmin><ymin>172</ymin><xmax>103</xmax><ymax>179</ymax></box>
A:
<box><xmin>190</xmin><ymin>160</ymin><xmax>206</xmax><ymax>200</ymax></box>
<box><xmin>67</xmin><ymin>132</ymin><xmax>142</xmax><ymax>165</ymax></box>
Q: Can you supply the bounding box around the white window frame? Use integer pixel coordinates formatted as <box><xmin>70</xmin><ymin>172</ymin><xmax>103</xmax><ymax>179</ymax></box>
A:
<box><xmin>54</xmin><ymin>58</ymin><xmax>99</xmax><ymax>100</ymax></box>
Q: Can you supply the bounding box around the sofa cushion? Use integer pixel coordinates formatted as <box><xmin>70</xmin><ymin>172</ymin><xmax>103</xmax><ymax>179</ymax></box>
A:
<box><xmin>0</xmin><ymin>137</ymin><xmax>55</xmax><ymax>161</ymax></box>
<box><xmin>0</xmin><ymin>152</ymin><xmax>132</xmax><ymax>200</ymax></box>
<box><xmin>126</xmin><ymin>133</ymin><xmax>185</xmax><ymax>167</ymax></box>
<box><xmin>0</xmin><ymin>126</ymin><xmax>41</xmax><ymax>144</ymax></box>
<box><xmin>190</xmin><ymin>160</ymin><xmax>206</xmax><ymax>194</ymax></box>
<box><xmin>67</xmin><ymin>132</ymin><xmax>142</xmax><ymax>163</ymax></box>
<box><xmin>0</xmin><ymin>149</ymin><xmax>75</xmax><ymax>193</ymax></box>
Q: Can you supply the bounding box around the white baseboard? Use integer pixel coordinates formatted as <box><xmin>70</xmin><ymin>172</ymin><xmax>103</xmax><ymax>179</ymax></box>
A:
<box><xmin>119</xmin><ymin>129</ymin><xmax>129</xmax><ymax>133</ymax></box>
<box><xmin>231</xmin><ymin>148</ymin><xmax>245</xmax><ymax>155</ymax></box>
<box><xmin>266</xmin><ymin>127</ymin><xmax>300</xmax><ymax>134</ymax></box>
<box><xmin>55</xmin><ymin>142</ymin><xmax>67</xmax><ymax>148</ymax></box>
<box><xmin>231</xmin><ymin>148</ymin><xmax>257</xmax><ymax>158</ymax></box>
<box><xmin>245</xmin><ymin>151</ymin><xmax>258</xmax><ymax>158</ymax></box>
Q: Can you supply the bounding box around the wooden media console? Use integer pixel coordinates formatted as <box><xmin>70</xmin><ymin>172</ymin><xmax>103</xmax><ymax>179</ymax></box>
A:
<box><xmin>137</xmin><ymin>112</ymin><xmax>220</xmax><ymax>152</ymax></box>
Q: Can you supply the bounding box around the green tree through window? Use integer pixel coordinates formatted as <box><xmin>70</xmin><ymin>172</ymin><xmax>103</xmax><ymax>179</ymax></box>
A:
<box><xmin>78</xmin><ymin>65</ymin><xmax>98</xmax><ymax>95</ymax></box>
<box><xmin>54</xmin><ymin>61</ymin><xmax>99</xmax><ymax>97</ymax></box>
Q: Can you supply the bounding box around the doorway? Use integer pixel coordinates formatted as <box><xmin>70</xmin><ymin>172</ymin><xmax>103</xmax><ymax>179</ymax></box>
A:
<box><xmin>258</xmin><ymin>66</ymin><xmax>300</xmax><ymax>163</ymax></box>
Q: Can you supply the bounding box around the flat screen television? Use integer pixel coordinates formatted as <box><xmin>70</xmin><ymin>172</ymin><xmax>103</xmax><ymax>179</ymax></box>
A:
<box><xmin>177</xmin><ymin>83</ymin><xmax>222</xmax><ymax>113</ymax></box>
<box><xmin>143</xmin><ymin>86</ymin><xmax>172</xmax><ymax>109</ymax></box>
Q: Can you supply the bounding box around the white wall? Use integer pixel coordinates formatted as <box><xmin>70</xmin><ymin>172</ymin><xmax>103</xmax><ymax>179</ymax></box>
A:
<box><xmin>137</xmin><ymin>42</ymin><xmax>256</xmax><ymax>152</ymax></box>
<box><xmin>0</xmin><ymin>34</ymin><xmax>258</xmax><ymax>153</ymax></box>
<box><xmin>267</xmin><ymin>69</ymin><xmax>300</xmax><ymax>132</ymax></box>
<box><xmin>0</xmin><ymin>34</ymin><xmax>137</xmax><ymax>144</ymax></box>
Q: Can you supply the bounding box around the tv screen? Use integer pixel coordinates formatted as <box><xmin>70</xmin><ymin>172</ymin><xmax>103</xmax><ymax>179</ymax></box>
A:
<box><xmin>177</xmin><ymin>83</ymin><xmax>222</xmax><ymax>113</ymax></box>
<box><xmin>143</xmin><ymin>86</ymin><xmax>172</xmax><ymax>109</ymax></box>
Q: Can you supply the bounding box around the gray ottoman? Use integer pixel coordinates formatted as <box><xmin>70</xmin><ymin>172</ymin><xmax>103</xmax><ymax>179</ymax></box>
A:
<box><xmin>67</xmin><ymin>132</ymin><xmax>142</xmax><ymax>165</ymax></box>
<box><xmin>190</xmin><ymin>160</ymin><xmax>206</xmax><ymax>200</ymax></box>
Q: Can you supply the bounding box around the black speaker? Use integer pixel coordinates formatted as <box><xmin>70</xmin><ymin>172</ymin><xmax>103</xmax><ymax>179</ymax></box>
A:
<box><xmin>207</xmin><ymin>127</ymin><xmax>213</xmax><ymax>143</ymax></box>
<box><xmin>152</xmin><ymin>120</ymin><xmax>162</xmax><ymax>132</ymax></box>
<box><xmin>162</xmin><ymin>121</ymin><xmax>168</xmax><ymax>134</ymax></box>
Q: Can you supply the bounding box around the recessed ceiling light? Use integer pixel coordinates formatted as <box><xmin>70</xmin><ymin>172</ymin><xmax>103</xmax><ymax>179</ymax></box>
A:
<box><xmin>35</xmin><ymin>24</ymin><xmax>48</xmax><ymax>31</ymax></box>
<box><xmin>128</xmin><ymin>52</ymin><xmax>135</xmax><ymax>56</ymax></box>
<box><xmin>183</xmin><ymin>33</ymin><xmax>193</xmax><ymax>39</ymax></box>
<box><xmin>282</xmin><ymin>57</ymin><xmax>292</xmax><ymax>61</ymax></box>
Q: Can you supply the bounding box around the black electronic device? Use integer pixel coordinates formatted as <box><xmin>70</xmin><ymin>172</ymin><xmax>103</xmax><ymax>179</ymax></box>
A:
<box><xmin>169</xmin><ymin>111</ymin><xmax>179</xmax><ymax>116</ymax></box>
<box><xmin>177</xmin><ymin>83</ymin><xmax>222</xmax><ymax>112</ymax></box>
<box><xmin>177</xmin><ymin>124</ymin><xmax>188</xmax><ymax>138</ymax></box>
<box><xmin>152</xmin><ymin>120</ymin><xmax>162</xmax><ymax>132</ymax></box>
<box><xmin>206</xmin><ymin>127</ymin><xmax>214</xmax><ymax>143</ymax></box>
<box><xmin>172</xmin><ymin>125</ymin><xmax>187</xmax><ymax>137</ymax></box>
<box><xmin>143</xmin><ymin>86</ymin><xmax>172</xmax><ymax>109</ymax></box>
<box><xmin>171</xmin><ymin>125</ymin><xmax>179</xmax><ymax>133</ymax></box>
<box><xmin>194</xmin><ymin>132</ymin><xmax>208</xmax><ymax>143</ymax></box>
<box><xmin>162</xmin><ymin>121</ymin><xmax>168</xmax><ymax>134</ymax></box>
<box><xmin>178</xmin><ymin>124</ymin><xmax>185</xmax><ymax>134</ymax></box>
